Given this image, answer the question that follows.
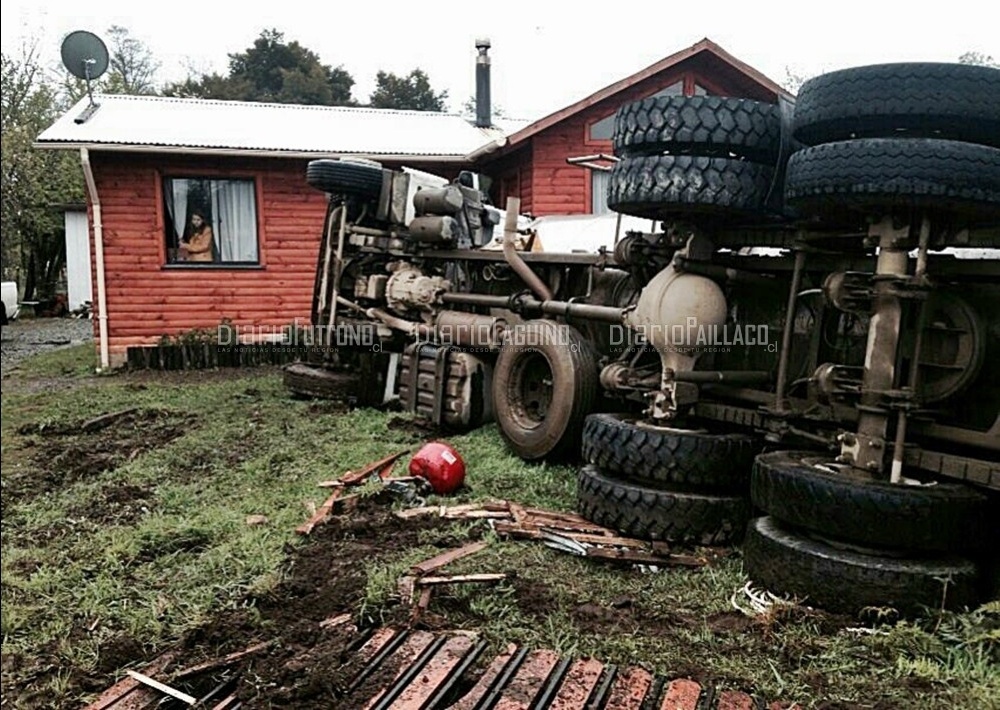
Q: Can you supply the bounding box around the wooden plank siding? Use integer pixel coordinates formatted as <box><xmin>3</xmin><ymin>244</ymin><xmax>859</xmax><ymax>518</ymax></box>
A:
<box><xmin>87</xmin><ymin>153</ymin><xmax>327</xmax><ymax>363</ymax></box>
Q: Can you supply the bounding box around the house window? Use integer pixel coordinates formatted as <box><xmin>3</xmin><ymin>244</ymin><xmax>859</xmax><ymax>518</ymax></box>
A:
<box><xmin>589</xmin><ymin>113</ymin><xmax>616</xmax><ymax>141</ymax></box>
<box><xmin>163</xmin><ymin>178</ymin><xmax>259</xmax><ymax>265</ymax></box>
<box><xmin>588</xmin><ymin>79</ymin><xmax>686</xmax><ymax>142</ymax></box>
<box><xmin>592</xmin><ymin>170</ymin><xmax>611</xmax><ymax>215</ymax></box>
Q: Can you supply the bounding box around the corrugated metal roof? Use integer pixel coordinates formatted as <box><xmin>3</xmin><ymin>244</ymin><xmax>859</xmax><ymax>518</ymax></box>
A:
<box><xmin>36</xmin><ymin>95</ymin><xmax>530</xmax><ymax>160</ymax></box>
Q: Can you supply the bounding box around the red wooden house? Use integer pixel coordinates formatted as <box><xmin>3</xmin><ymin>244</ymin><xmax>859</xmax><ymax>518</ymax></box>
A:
<box><xmin>36</xmin><ymin>38</ymin><xmax>786</xmax><ymax>368</ymax></box>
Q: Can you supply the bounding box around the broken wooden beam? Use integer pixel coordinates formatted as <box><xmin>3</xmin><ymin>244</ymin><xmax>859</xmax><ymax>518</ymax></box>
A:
<box><xmin>84</xmin><ymin>652</ymin><xmax>176</xmax><ymax>710</ymax></box>
<box><xmin>583</xmin><ymin>546</ymin><xmax>706</xmax><ymax>567</ymax></box>
<box><xmin>296</xmin><ymin>488</ymin><xmax>343</xmax><ymax>535</ymax></box>
<box><xmin>415</xmin><ymin>573</ymin><xmax>506</xmax><ymax>587</ymax></box>
<box><xmin>339</xmin><ymin>450</ymin><xmax>409</xmax><ymax>485</ymax></box>
<box><xmin>126</xmin><ymin>670</ymin><xmax>196</xmax><ymax>705</ymax></box>
<box><xmin>170</xmin><ymin>640</ymin><xmax>275</xmax><ymax>681</ymax></box>
<box><xmin>410</xmin><ymin>541</ymin><xmax>489</xmax><ymax>576</ymax></box>
<box><xmin>395</xmin><ymin>501</ymin><xmax>510</xmax><ymax>519</ymax></box>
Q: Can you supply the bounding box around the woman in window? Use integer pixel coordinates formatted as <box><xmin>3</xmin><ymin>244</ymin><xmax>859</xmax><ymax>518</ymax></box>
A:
<box><xmin>181</xmin><ymin>211</ymin><xmax>215</xmax><ymax>262</ymax></box>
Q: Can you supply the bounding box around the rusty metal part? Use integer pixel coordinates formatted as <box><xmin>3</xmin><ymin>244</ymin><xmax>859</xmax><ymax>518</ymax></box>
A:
<box><xmin>774</xmin><ymin>248</ymin><xmax>807</xmax><ymax>413</ymax></box>
<box><xmin>385</xmin><ymin>264</ymin><xmax>450</xmax><ymax>315</ymax></box>
<box><xmin>917</xmin><ymin>292</ymin><xmax>985</xmax><ymax>403</ymax></box>
<box><xmin>891</xmin><ymin>217</ymin><xmax>932</xmax><ymax>482</ymax></box>
<box><xmin>399</xmin><ymin>343</ymin><xmax>494</xmax><ymax>429</ymax></box>
<box><xmin>823</xmin><ymin>271</ymin><xmax>874</xmax><ymax>313</ymax></box>
<box><xmin>440</xmin><ymin>292</ymin><xmax>625</xmax><ymax>324</ymax></box>
<box><xmin>843</xmin><ymin>217</ymin><xmax>911</xmax><ymax>475</ymax></box>
<box><xmin>502</xmin><ymin>197</ymin><xmax>553</xmax><ymax>300</ymax></box>
<box><xmin>670</xmin><ymin>370</ymin><xmax>772</xmax><ymax>384</ymax></box>
<box><xmin>813</xmin><ymin>363</ymin><xmax>864</xmax><ymax>404</ymax></box>
<box><xmin>366</xmin><ymin>308</ymin><xmax>433</xmax><ymax>338</ymax></box>
<box><xmin>435</xmin><ymin>310</ymin><xmax>506</xmax><ymax>348</ymax></box>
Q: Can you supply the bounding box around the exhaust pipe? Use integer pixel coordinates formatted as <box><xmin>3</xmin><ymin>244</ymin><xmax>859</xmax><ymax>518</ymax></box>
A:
<box><xmin>475</xmin><ymin>38</ymin><xmax>491</xmax><ymax>128</ymax></box>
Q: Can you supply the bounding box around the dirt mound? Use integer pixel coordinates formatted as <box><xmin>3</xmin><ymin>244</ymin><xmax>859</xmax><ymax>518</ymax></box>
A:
<box><xmin>4</xmin><ymin>409</ymin><xmax>185</xmax><ymax>510</ymax></box>
<box><xmin>160</xmin><ymin>502</ymin><xmax>464</xmax><ymax>708</ymax></box>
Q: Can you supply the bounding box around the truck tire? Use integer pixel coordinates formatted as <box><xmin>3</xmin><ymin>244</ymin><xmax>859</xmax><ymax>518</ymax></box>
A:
<box><xmin>608</xmin><ymin>154</ymin><xmax>774</xmax><ymax>219</ymax></box>
<box><xmin>792</xmin><ymin>63</ymin><xmax>1000</xmax><ymax>148</ymax></box>
<box><xmin>284</xmin><ymin>362</ymin><xmax>360</xmax><ymax>400</ymax></box>
<box><xmin>750</xmin><ymin>451</ymin><xmax>994</xmax><ymax>553</ymax></box>
<box><xmin>581</xmin><ymin>414</ymin><xmax>759</xmax><ymax>491</ymax></box>
<box><xmin>784</xmin><ymin>138</ymin><xmax>1000</xmax><ymax>219</ymax></box>
<box><xmin>576</xmin><ymin>465</ymin><xmax>750</xmax><ymax>545</ymax></box>
<box><xmin>743</xmin><ymin>516</ymin><xmax>982</xmax><ymax>615</ymax></box>
<box><xmin>493</xmin><ymin>320</ymin><xmax>598</xmax><ymax>460</ymax></box>
<box><xmin>306</xmin><ymin>159</ymin><xmax>383</xmax><ymax>199</ymax></box>
<box><xmin>613</xmin><ymin>96</ymin><xmax>782</xmax><ymax>163</ymax></box>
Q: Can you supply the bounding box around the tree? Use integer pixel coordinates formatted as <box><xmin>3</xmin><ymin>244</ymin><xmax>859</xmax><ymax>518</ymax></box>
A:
<box><xmin>460</xmin><ymin>95</ymin><xmax>508</xmax><ymax>121</ymax></box>
<box><xmin>61</xmin><ymin>25</ymin><xmax>159</xmax><ymax>101</ymax></box>
<box><xmin>369</xmin><ymin>69</ymin><xmax>448</xmax><ymax>111</ymax></box>
<box><xmin>958</xmin><ymin>51</ymin><xmax>999</xmax><ymax>68</ymax></box>
<box><xmin>2</xmin><ymin>43</ymin><xmax>85</xmax><ymax>299</ymax></box>
<box><xmin>164</xmin><ymin>29</ymin><xmax>355</xmax><ymax>105</ymax></box>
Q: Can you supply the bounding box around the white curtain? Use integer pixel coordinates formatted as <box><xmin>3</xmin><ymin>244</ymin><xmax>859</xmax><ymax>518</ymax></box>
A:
<box><xmin>213</xmin><ymin>180</ymin><xmax>258</xmax><ymax>262</ymax></box>
<box><xmin>170</xmin><ymin>181</ymin><xmax>189</xmax><ymax>243</ymax></box>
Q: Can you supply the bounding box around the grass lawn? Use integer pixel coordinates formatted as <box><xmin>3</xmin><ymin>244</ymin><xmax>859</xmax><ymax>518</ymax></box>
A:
<box><xmin>1</xmin><ymin>346</ymin><xmax>997</xmax><ymax>708</ymax></box>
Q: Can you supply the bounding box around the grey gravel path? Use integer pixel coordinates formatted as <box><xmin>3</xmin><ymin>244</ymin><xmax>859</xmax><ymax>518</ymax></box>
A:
<box><xmin>1</xmin><ymin>318</ymin><xmax>94</xmax><ymax>377</ymax></box>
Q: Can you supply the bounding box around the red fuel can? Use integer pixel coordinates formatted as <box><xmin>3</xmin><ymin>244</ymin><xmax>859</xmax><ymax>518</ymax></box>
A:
<box><xmin>409</xmin><ymin>442</ymin><xmax>466</xmax><ymax>494</ymax></box>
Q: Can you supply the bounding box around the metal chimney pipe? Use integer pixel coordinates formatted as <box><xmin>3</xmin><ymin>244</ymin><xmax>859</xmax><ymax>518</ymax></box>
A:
<box><xmin>475</xmin><ymin>38</ymin><xmax>492</xmax><ymax>128</ymax></box>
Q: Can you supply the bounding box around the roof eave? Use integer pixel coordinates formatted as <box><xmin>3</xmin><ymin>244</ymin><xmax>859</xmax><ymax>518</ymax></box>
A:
<box><xmin>32</xmin><ymin>141</ymin><xmax>472</xmax><ymax>163</ymax></box>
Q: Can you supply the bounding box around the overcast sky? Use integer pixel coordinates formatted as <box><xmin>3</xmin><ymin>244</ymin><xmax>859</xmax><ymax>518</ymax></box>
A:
<box><xmin>3</xmin><ymin>1</ymin><xmax>997</xmax><ymax>120</ymax></box>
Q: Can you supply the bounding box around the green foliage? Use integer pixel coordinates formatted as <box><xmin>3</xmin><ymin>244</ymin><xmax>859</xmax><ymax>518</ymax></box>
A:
<box><xmin>1</xmin><ymin>44</ymin><xmax>85</xmax><ymax>297</ymax></box>
<box><xmin>61</xmin><ymin>26</ymin><xmax>159</xmax><ymax>103</ymax></box>
<box><xmin>163</xmin><ymin>29</ymin><xmax>355</xmax><ymax>106</ymax></box>
<box><xmin>369</xmin><ymin>68</ymin><xmax>448</xmax><ymax>112</ymax></box>
<box><xmin>958</xmin><ymin>51</ymin><xmax>1000</xmax><ymax>68</ymax></box>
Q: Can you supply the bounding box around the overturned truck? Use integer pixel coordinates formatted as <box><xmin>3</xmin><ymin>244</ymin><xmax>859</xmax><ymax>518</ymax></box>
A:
<box><xmin>288</xmin><ymin>62</ymin><xmax>1000</xmax><ymax>614</ymax></box>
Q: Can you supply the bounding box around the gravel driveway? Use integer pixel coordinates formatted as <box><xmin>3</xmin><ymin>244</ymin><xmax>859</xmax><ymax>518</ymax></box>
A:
<box><xmin>1</xmin><ymin>318</ymin><xmax>94</xmax><ymax>377</ymax></box>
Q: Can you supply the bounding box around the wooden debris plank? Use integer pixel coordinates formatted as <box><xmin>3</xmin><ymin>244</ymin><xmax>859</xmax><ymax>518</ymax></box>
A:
<box><xmin>210</xmin><ymin>694</ymin><xmax>240</xmax><ymax>710</ymax></box>
<box><xmin>81</xmin><ymin>407</ymin><xmax>141</xmax><ymax>433</ymax></box>
<box><xmin>85</xmin><ymin>653</ymin><xmax>176</xmax><ymax>710</ymax></box>
<box><xmin>449</xmin><ymin>644</ymin><xmax>520</xmax><ymax>710</ymax></box>
<box><xmin>523</xmin><ymin>508</ymin><xmax>614</xmax><ymax>532</ymax></box>
<box><xmin>170</xmin><ymin>640</ymin><xmax>274</xmax><ymax>681</ymax></box>
<box><xmin>125</xmin><ymin>670</ymin><xmax>197</xmax><ymax>705</ymax></box>
<box><xmin>493</xmin><ymin>649</ymin><xmax>562</xmax><ymax>710</ymax></box>
<box><xmin>361</xmin><ymin>631</ymin><xmax>438</xmax><ymax>710</ymax></box>
<box><xmin>659</xmin><ymin>679</ymin><xmax>702</xmax><ymax>710</ymax></box>
<box><xmin>410</xmin><ymin>587</ymin><xmax>433</xmax><ymax>623</ymax></box>
<box><xmin>340</xmin><ymin>450</ymin><xmax>409</xmax><ymax>485</ymax></box>
<box><xmin>584</xmin><ymin>547</ymin><xmax>706</xmax><ymax>567</ymax></box>
<box><xmin>716</xmin><ymin>690</ymin><xmax>755</xmax><ymax>710</ymax></box>
<box><xmin>410</xmin><ymin>541</ymin><xmax>488</xmax><ymax>575</ymax></box>
<box><xmin>398</xmin><ymin>576</ymin><xmax>417</xmax><ymax>605</ymax></box>
<box><xmin>395</xmin><ymin>503</ymin><xmax>511</xmax><ymax>520</ymax></box>
<box><xmin>296</xmin><ymin>488</ymin><xmax>342</xmax><ymax>535</ymax></box>
<box><xmin>357</xmin><ymin>627</ymin><xmax>403</xmax><ymax>665</ymax></box>
<box><xmin>493</xmin><ymin>523</ymin><xmax>650</xmax><ymax>550</ymax></box>
<box><xmin>415</xmin><ymin>573</ymin><xmax>506</xmax><ymax>587</ymax></box>
<box><xmin>603</xmin><ymin>668</ymin><xmax>654</xmax><ymax>710</ymax></box>
<box><xmin>508</xmin><ymin>501</ymin><xmax>529</xmax><ymax>524</ymax></box>
<box><xmin>548</xmin><ymin>658</ymin><xmax>605</xmax><ymax>710</ymax></box>
<box><xmin>387</xmin><ymin>635</ymin><xmax>475</xmax><ymax>709</ymax></box>
<box><xmin>319</xmin><ymin>613</ymin><xmax>354</xmax><ymax>630</ymax></box>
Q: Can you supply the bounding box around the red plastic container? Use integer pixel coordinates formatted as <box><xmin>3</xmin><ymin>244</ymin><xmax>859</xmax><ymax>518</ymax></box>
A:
<box><xmin>408</xmin><ymin>442</ymin><xmax>467</xmax><ymax>494</ymax></box>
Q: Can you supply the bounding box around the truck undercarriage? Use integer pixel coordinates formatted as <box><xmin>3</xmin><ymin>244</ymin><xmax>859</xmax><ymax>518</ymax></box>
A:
<box><xmin>287</xmin><ymin>61</ymin><xmax>1000</xmax><ymax>614</ymax></box>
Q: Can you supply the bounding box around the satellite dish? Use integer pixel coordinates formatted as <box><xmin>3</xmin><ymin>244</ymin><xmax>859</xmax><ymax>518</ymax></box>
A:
<box><xmin>61</xmin><ymin>30</ymin><xmax>109</xmax><ymax>81</ymax></box>
<box><xmin>61</xmin><ymin>30</ymin><xmax>108</xmax><ymax>121</ymax></box>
